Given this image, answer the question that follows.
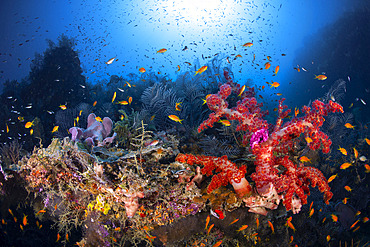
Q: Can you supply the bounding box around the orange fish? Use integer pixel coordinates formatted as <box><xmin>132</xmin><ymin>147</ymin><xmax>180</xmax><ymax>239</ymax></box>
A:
<box><xmin>352</xmin><ymin>226</ymin><xmax>360</xmax><ymax>232</ymax></box>
<box><xmin>322</xmin><ymin>217</ymin><xmax>326</xmax><ymax>223</ymax></box>
<box><xmin>344</xmin><ymin>185</ymin><xmax>352</xmax><ymax>192</ymax></box>
<box><xmin>212</xmin><ymin>240</ymin><xmax>223</xmax><ymax>247</ymax></box>
<box><xmin>66</xmin><ymin>233</ymin><xmax>69</xmax><ymax>241</ymax></box>
<box><xmin>350</xmin><ymin>220</ymin><xmax>359</xmax><ymax>229</ymax></box>
<box><xmin>242</xmin><ymin>42</ymin><xmax>253</xmax><ymax>47</ymax></box>
<box><xmin>25</xmin><ymin>121</ymin><xmax>33</xmax><ymax>128</ymax></box>
<box><xmin>23</xmin><ymin>214</ymin><xmax>28</xmax><ymax>226</ymax></box>
<box><xmin>195</xmin><ymin>66</ymin><xmax>208</xmax><ymax>75</ymax></box>
<box><xmin>175</xmin><ymin>102</ymin><xmax>182</xmax><ymax>111</ymax></box>
<box><xmin>51</xmin><ymin>126</ymin><xmax>59</xmax><ymax>133</ymax></box>
<box><xmin>8</xmin><ymin>209</ymin><xmax>14</xmax><ymax>216</ymax></box>
<box><xmin>128</xmin><ymin>96</ymin><xmax>132</xmax><ymax>105</ymax></box>
<box><xmin>59</xmin><ymin>104</ymin><xmax>67</xmax><ymax>110</ymax></box>
<box><xmin>328</xmin><ymin>174</ymin><xmax>337</xmax><ymax>183</ymax></box>
<box><xmin>264</xmin><ymin>62</ymin><xmax>271</xmax><ymax>70</ymax></box>
<box><xmin>14</xmin><ymin>216</ymin><xmax>17</xmax><ymax>223</ymax></box>
<box><xmin>218</xmin><ymin>120</ymin><xmax>231</xmax><ymax>126</ymax></box>
<box><xmin>238</xmin><ymin>85</ymin><xmax>245</xmax><ymax>97</ymax></box>
<box><xmin>20</xmin><ymin>224</ymin><xmax>23</xmax><ymax>231</ymax></box>
<box><xmin>6</xmin><ymin>123</ymin><xmax>9</xmax><ymax>133</ymax></box>
<box><xmin>365</xmin><ymin>138</ymin><xmax>370</xmax><ymax>145</ymax></box>
<box><xmin>364</xmin><ymin>164</ymin><xmax>370</xmax><ymax>173</ymax></box>
<box><xmin>105</xmin><ymin>57</ymin><xmax>116</xmax><ymax>65</ymax></box>
<box><xmin>56</xmin><ymin>233</ymin><xmax>60</xmax><ymax>242</ymax></box>
<box><xmin>111</xmin><ymin>92</ymin><xmax>116</xmax><ymax>103</ymax></box>
<box><xmin>168</xmin><ymin>115</ymin><xmax>183</xmax><ymax>124</ymax></box>
<box><xmin>93</xmin><ymin>101</ymin><xmax>97</xmax><ymax>107</ymax></box>
<box><xmin>256</xmin><ymin>218</ymin><xmax>259</xmax><ymax>229</ymax></box>
<box><xmin>308</xmin><ymin>208</ymin><xmax>314</xmax><ymax>218</ymax></box>
<box><xmin>338</xmin><ymin>146</ymin><xmax>347</xmax><ymax>155</ymax></box>
<box><xmin>309</xmin><ymin>201</ymin><xmax>314</xmax><ymax>211</ymax></box>
<box><xmin>235</xmin><ymin>54</ymin><xmax>242</xmax><ymax>58</ymax></box>
<box><xmin>274</xmin><ymin>65</ymin><xmax>280</xmax><ymax>74</ymax></box>
<box><xmin>236</xmin><ymin>224</ymin><xmax>248</xmax><ymax>232</ymax></box>
<box><xmin>1</xmin><ymin>219</ymin><xmax>6</xmax><ymax>225</ymax></box>
<box><xmin>314</xmin><ymin>74</ymin><xmax>327</xmax><ymax>80</ymax></box>
<box><xmin>295</xmin><ymin>107</ymin><xmax>299</xmax><ymax>117</ymax></box>
<box><xmin>327</xmin><ymin>235</ymin><xmax>331</xmax><ymax>242</ymax></box>
<box><xmin>331</xmin><ymin>214</ymin><xmax>338</xmax><ymax>222</ymax></box>
<box><xmin>126</xmin><ymin>81</ymin><xmax>132</xmax><ymax>87</ymax></box>
<box><xmin>270</xmin><ymin>82</ymin><xmax>280</xmax><ymax>88</ymax></box>
<box><xmin>207</xmin><ymin>224</ymin><xmax>214</xmax><ymax>234</ymax></box>
<box><xmin>268</xmin><ymin>221</ymin><xmax>274</xmax><ymax>234</ymax></box>
<box><xmin>205</xmin><ymin>215</ymin><xmax>210</xmax><ymax>230</ymax></box>
<box><xmin>300</xmin><ymin>156</ymin><xmax>311</xmax><ymax>163</ymax></box>
<box><xmin>363</xmin><ymin>217</ymin><xmax>369</xmax><ymax>223</ymax></box>
<box><xmin>353</xmin><ymin>148</ymin><xmax>358</xmax><ymax>159</ymax></box>
<box><xmin>139</xmin><ymin>67</ymin><xmax>146</xmax><ymax>73</ymax></box>
<box><xmin>340</xmin><ymin>162</ymin><xmax>352</xmax><ymax>170</ymax></box>
<box><xmin>156</xmin><ymin>48</ymin><xmax>167</xmax><ymax>53</ymax></box>
<box><xmin>344</xmin><ymin>123</ymin><xmax>355</xmax><ymax>129</ymax></box>
<box><xmin>285</xmin><ymin>217</ymin><xmax>296</xmax><ymax>231</ymax></box>
<box><xmin>229</xmin><ymin>218</ymin><xmax>239</xmax><ymax>225</ymax></box>
<box><xmin>342</xmin><ymin>197</ymin><xmax>348</xmax><ymax>204</ymax></box>
<box><xmin>36</xmin><ymin>209</ymin><xmax>46</xmax><ymax>215</ymax></box>
<box><xmin>176</xmin><ymin>65</ymin><xmax>180</xmax><ymax>72</ymax></box>
<box><xmin>305</xmin><ymin>137</ymin><xmax>313</xmax><ymax>143</ymax></box>
<box><xmin>117</xmin><ymin>100</ymin><xmax>128</xmax><ymax>105</ymax></box>
<box><xmin>114</xmin><ymin>227</ymin><xmax>121</xmax><ymax>231</ymax></box>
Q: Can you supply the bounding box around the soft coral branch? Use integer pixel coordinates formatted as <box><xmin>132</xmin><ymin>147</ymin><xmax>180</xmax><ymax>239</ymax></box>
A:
<box><xmin>197</xmin><ymin>70</ymin><xmax>343</xmax><ymax>214</ymax></box>
<box><xmin>176</xmin><ymin>154</ymin><xmax>251</xmax><ymax>198</ymax></box>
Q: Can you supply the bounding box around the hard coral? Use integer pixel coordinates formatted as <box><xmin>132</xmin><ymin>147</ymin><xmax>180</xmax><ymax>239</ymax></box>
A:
<box><xmin>69</xmin><ymin>113</ymin><xmax>117</xmax><ymax>147</ymax></box>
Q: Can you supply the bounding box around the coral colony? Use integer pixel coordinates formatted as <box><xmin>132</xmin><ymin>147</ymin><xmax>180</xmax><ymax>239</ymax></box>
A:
<box><xmin>178</xmin><ymin>70</ymin><xmax>343</xmax><ymax>215</ymax></box>
<box><xmin>3</xmin><ymin>69</ymin><xmax>346</xmax><ymax>246</ymax></box>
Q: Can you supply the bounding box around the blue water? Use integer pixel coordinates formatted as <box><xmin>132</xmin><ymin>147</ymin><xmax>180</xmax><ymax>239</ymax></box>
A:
<box><xmin>0</xmin><ymin>1</ymin><xmax>370</xmax><ymax>246</ymax></box>
<box><xmin>1</xmin><ymin>0</ymin><xmax>366</xmax><ymax>106</ymax></box>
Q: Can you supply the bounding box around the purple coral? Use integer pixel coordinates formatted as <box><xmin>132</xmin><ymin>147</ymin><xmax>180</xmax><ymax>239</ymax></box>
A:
<box><xmin>69</xmin><ymin>113</ymin><xmax>116</xmax><ymax>147</ymax></box>
<box><xmin>250</xmin><ymin>128</ymin><xmax>268</xmax><ymax>149</ymax></box>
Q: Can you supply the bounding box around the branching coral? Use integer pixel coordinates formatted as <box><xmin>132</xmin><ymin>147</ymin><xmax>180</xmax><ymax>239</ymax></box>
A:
<box><xmin>196</xmin><ymin>70</ymin><xmax>343</xmax><ymax>214</ymax></box>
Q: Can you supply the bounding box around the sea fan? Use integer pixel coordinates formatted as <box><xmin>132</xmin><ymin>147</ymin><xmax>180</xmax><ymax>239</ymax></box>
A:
<box><xmin>55</xmin><ymin>103</ymin><xmax>92</xmax><ymax>138</ymax></box>
<box><xmin>180</xmin><ymin>83</ymin><xmax>210</xmax><ymax>128</ymax></box>
<box><xmin>141</xmin><ymin>83</ymin><xmax>184</xmax><ymax>130</ymax></box>
<box><xmin>96</xmin><ymin>102</ymin><xmax>115</xmax><ymax>117</ymax></box>
<box><xmin>323</xmin><ymin>79</ymin><xmax>346</xmax><ymax>103</ymax></box>
<box><xmin>198</xmin><ymin>136</ymin><xmax>241</xmax><ymax>158</ymax></box>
